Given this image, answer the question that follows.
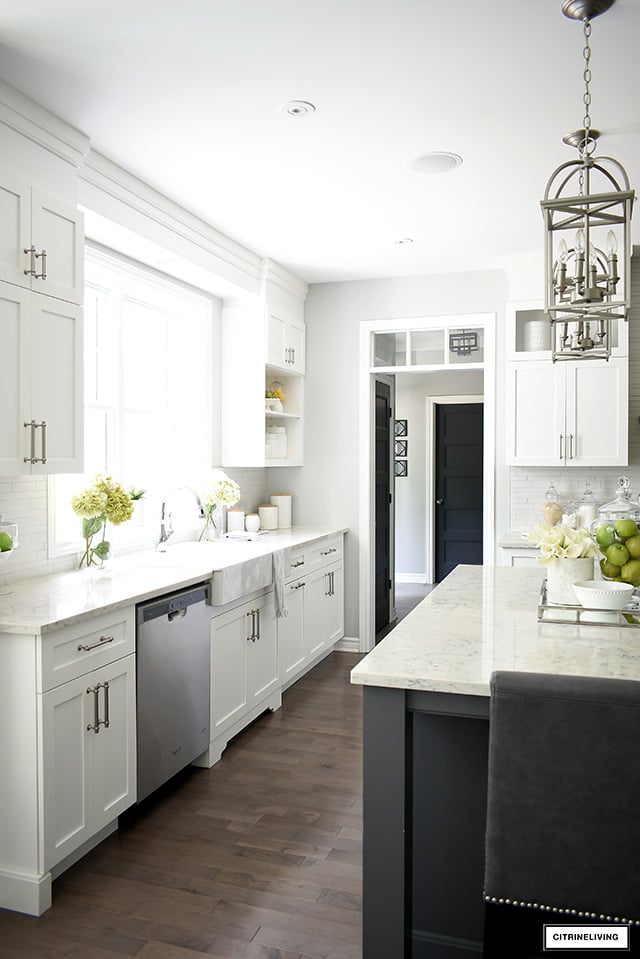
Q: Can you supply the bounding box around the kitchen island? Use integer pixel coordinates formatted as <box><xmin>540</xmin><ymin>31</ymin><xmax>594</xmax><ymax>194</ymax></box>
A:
<box><xmin>351</xmin><ymin>565</ymin><xmax>640</xmax><ymax>959</ymax></box>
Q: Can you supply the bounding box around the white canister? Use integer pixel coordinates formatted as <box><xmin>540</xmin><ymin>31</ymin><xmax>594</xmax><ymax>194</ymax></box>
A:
<box><xmin>258</xmin><ymin>504</ymin><xmax>279</xmax><ymax>530</ymax></box>
<box><xmin>245</xmin><ymin>513</ymin><xmax>260</xmax><ymax>533</ymax></box>
<box><xmin>270</xmin><ymin>493</ymin><xmax>292</xmax><ymax>529</ymax></box>
<box><xmin>227</xmin><ymin>508</ymin><xmax>245</xmax><ymax>532</ymax></box>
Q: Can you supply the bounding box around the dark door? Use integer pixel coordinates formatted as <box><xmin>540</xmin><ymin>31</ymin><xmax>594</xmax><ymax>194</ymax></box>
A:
<box><xmin>435</xmin><ymin>403</ymin><xmax>483</xmax><ymax>582</ymax></box>
<box><xmin>375</xmin><ymin>380</ymin><xmax>392</xmax><ymax>635</ymax></box>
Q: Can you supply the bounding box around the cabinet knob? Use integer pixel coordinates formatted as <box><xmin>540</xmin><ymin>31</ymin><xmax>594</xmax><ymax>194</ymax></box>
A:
<box><xmin>436</xmin><ymin>498</ymin><xmax>445</xmax><ymax>506</ymax></box>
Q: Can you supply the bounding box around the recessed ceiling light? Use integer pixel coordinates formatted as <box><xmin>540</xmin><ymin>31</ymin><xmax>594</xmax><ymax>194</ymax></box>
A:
<box><xmin>407</xmin><ymin>152</ymin><xmax>463</xmax><ymax>174</ymax></box>
<box><xmin>393</xmin><ymin>238</ymin><xmax>414</xmax><ymax>245</ymax></box>
<box><xmin>280</xmin><ymin>100</ymin><xmax>316</xmax><ymax>117</ymax></box>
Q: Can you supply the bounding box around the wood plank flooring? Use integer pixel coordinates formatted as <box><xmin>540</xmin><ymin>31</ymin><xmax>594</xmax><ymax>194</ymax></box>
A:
<box><xmin>0</xmin><ymin>652</ymin><xmax>364</xmax><ymax>959</ymax></box>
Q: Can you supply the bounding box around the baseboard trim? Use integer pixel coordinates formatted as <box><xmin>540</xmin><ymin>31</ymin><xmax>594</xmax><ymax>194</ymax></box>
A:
<box><xmin>395</xmin><ymin>573</ymin><xmax>430</xmax><ymax>585</ymax></box>
<box><xmin>334</xmin><ymin>636</ymin><xmax>359</xmax><ymax>652</ymax></box>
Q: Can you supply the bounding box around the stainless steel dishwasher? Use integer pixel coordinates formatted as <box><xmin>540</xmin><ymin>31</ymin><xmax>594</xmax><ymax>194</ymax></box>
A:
<box><xmin>136</xmin><ymin>582</ymin><xmax>211</xmax><ymax>802</ymax></box>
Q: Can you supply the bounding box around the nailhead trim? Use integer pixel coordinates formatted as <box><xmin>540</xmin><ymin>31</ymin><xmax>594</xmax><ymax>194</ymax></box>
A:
<box><xmin>483</xmin><ymin>895</ymin><xmax>640</xmax><ymax>925</ymax></box>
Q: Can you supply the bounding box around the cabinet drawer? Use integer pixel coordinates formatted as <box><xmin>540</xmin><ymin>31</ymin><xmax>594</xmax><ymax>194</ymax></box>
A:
<box><xmin>308</xmin><ymin>537</ymin><xmax>343</xmax><ymax>570</ymax></box>
<box><xmin>38</xmin><ymin>607</ymin><xmax>135</xmax><ymax>692</ymax></box>
<box><xmin>286</xmin><ymin>547</ymin><xmax>307</xmax><ymax>580</ymax></box>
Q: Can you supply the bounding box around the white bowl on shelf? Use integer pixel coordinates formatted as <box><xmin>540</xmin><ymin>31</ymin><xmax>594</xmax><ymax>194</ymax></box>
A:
<box><xmin>573</xmin><ymin>580</ymin><xmax>634</xmax><ymax>611</ymax></box>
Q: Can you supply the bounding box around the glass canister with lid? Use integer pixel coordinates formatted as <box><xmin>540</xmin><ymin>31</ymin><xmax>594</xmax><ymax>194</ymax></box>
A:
<box><xmin>592</xmin><ymin>476</ymin><xmax>640</xmax><ymax>584</ymax></box>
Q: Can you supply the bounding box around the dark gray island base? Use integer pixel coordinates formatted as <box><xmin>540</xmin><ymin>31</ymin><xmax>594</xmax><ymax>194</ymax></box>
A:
<box><xmin>363</xmin><ymin>685</ymin><xmax>489</xmax><ymax>959</ymax></box>
<box><xmin>352</xmin><ymin>566</ymin><xmax>640</xmax><ymax>959</ymax></box>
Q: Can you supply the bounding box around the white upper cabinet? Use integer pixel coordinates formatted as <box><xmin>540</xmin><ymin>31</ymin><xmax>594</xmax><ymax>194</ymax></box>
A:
<box><xmin>221</xmin><ymin>261</ymin><xmax>307</xmax><ymax>468</ymax></box>
<box><xmin>0</xmin><ymin>171</ymin><xmax>84</xmax><ymax>305</ymax></box>
<box><xmin>507</xmin><ymin>358</ymin><xmax>628</xmax><ymax>467</ymax></box>
<box><xmin>0</xmin><ymin>282</ymin><xmax>83</xmax><ymax>474</ymax></box>
<box><xmin>264</xmin><ymin>269</ymin><xmax>305</xmax><ymax>374</ymax></box>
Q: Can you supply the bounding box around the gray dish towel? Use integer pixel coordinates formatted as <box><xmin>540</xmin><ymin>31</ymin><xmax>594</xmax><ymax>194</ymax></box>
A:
<box><xmin>484</xmin><ymin>670</ymin><xmax>640</xmax><ymax>924</ymax></box>
<box><xmin>272</xmin><ymin>549</ymin><xmax>288</xmax><ymax>618</ymax></box>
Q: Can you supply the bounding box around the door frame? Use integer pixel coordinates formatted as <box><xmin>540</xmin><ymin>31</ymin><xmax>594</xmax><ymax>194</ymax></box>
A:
<box><xmin>426</xmin><ymin>395</ymin><xmax>484</xmax><ymax>585</ymax></box>
<box><xmin>358</xmin><ymin>314</ymin><xmax>496</xmax><ymax>653</ymax></box>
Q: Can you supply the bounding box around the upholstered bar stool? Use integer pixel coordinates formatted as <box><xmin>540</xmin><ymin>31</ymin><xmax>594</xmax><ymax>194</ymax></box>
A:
<box><xmin>483</xmin><ymin>671</ymin><xmax>640</xmax><ymax>958</ymax></box>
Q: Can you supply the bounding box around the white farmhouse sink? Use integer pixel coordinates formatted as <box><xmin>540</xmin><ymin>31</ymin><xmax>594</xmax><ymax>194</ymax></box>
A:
<box><xmin>137</xmin><ymin>540</ymin><xmax>274</xmax><ymax>604</ymax></box>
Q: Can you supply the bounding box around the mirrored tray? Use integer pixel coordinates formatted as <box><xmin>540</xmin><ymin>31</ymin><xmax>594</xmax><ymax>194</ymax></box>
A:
<box><xmin>537</xmin><ymin>581</ymin><xmax>640</xmax><ymax>627</ymax></box>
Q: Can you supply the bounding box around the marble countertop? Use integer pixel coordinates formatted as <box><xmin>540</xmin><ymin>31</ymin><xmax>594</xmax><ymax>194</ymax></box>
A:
<box><xmin>351</xmin><ymin>565</ymin><xmax>640</xmax><ymax>696</ymax></box>
<box><xmin>0</xmin><ymin>527</ymin><xmax>345</xmax><ymax>635</ymax></box>
<box><xmin>498</xmin><ymin>531</ymin><xmax>535</xmax><ymax>549</ymax></box>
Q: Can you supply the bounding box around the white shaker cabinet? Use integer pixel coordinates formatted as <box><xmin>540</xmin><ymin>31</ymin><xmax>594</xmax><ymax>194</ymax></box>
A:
<box><xmin>507</xmin><ymin>357</ymin><xmax>628</xmax><ymax>467</ymax></box>
<box><xmin>0</xmin><ymin>283</ymin><xmax>83</xmax><ymax>474</ymax></box>
<box><xmin>41</xmin><ymin>654</ymin><xmax>136</xmax><ymax>871</ymax></box>
<box><xmin>266</xmin><ymin>304</ymin><xmax>305</xmax><ymax>374</ymax></box>
<box><xmin>0</xmin><ymin>171</ymin><xmax>84</xmax><ymax>304</ymax></box>
<box><xmin>207</xmin><ymin>589</ymin><xmax>281</xmax><ymax>764</ymax></box>
<box><xmin>0</xmin><ymin>607</ymin><xmax>136</xmax><ymax>917</ymax></box>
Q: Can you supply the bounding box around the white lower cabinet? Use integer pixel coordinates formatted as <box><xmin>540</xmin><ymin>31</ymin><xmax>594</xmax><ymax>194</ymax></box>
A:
<box><xmin>280</xmin><ymin>556</ymin><xmax>345</xmax><ymax>690</ymax></box>
<box><xmin>207</xmin><ymin>590</ymin><xmax>281</xmax><ymax>764</ymax></box>
<box><xmin>41</xmin><ymin>655</ymin><xmax>136</xmax><ymax>870</ymax></box>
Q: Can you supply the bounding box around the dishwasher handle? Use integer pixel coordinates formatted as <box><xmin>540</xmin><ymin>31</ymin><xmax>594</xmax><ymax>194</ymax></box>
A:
<box><xmin>137</xmin><ymin>582</ymin><xmax>210</xmax><ymax>626</ymax></box>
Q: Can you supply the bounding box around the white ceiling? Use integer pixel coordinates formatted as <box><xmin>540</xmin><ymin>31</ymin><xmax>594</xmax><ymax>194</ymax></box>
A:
<box><xmin>0</xmin><ymin>0</ymin><xmax>638</xmax><ymax>285</ymax></box>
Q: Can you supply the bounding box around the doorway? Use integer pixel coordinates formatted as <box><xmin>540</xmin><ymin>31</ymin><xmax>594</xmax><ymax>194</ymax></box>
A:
<box><xmin>433</xmin><ymin>401</ymin><xmax>484</xmax><ymax>582</ymax></box>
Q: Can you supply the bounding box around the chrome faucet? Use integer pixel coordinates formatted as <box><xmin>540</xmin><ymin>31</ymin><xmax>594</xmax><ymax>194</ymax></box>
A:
<box><xmin>157</xmin><ymin>487</ymin><xmax>205</xmax><ymax>551</ymax></box>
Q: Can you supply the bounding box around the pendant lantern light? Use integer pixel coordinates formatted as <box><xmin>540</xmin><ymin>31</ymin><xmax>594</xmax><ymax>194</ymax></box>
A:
<box><xmin>541</xmin><ymin>0</ymin><xmax>634</xmax><ymax>361</ymax></box>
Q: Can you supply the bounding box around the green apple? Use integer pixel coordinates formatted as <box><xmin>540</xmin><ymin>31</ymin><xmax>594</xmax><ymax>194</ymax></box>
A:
<box><xmin>596</xmin><ymin>525</ymin><xmax>616</xmax><ymax>548</ymax></box>
<box><xmin>0</xmin><ymin>531</ymin><xmax>13</xmax><ymax>551</ymax></box>
<box><xmin>615</xmin><ymin>519</ymin><xmax>639</xmax><ymax>540</ymax></box>
<box><xmin>621</xmin><ymin>559</ymin><xmax>640</xmax><ymax>586</ymax></box>
<box><xmin>600</xmin><ymin>558</ymin><xmax>623</xmax><ymax>579</ymax></box>
<box><xmin>624</xmin><ymin>535</ymin><xmax>640</xmax><ymax>559</ymax></box>
<box><xmin>606</xmin><ymin>542</ymin><xmax>630</xmax><ymax>568</ymax></box>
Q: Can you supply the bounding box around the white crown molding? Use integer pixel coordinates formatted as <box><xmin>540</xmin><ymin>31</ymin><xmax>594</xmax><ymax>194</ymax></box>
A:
<box><xmin>79</xmin><ymin>150</ymin><xmax>264</xmax><ymax>293</ymax></box>
<box><xmin>261</xmin><ymin>257</ymin><xmax>309</xmax><ymax>301</ymax></box>
<box><xmin>0</xmin><ymin>77</ymin><xmax>89</xmax><ymax>168</ymax></box>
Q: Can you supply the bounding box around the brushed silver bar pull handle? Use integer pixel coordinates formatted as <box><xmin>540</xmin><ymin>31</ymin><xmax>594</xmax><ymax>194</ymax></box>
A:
<box><xmin>23</xmin><ymin>420</ymin><xmax>36</xmax><ymax>463</ymax></box>
<box><xmin>34</xmin><ymin>249</ymin><xmax>47</xmax><ymax>280</ymax></box>
<box><xmin>78</xmin><ymin>634</ymin><xmax>115</xmax><ymax>652</ymax></box>
<box><xmin>255</xmin><ymin>608</ymin><xmax>261</xmax><ymax>640</ymax></box>
<box><xmin>246</xmin><ymin>610</ymin><xmax>256</xmax><ymax>641</ymax></box>
<box><xmin>291</xmin><ymin>559</ymin><xmax>305</xmax><ymax>568</ymax></box>
<box><xmin>291</xmin><ymin>581</ymin><xmax>306</xmax><ymax>590</ymax></box>
<box><xmin>325</xmin><ymin>573</ymin><xmax>331</xmax><ymax>596</ymax></box>
<box><xmin>569</xmin><ymin>434</ymin><xmax>574</xmax><ymax>460</ymax></box>
<box><xmin>23</xmin><ymin>246</ymin><xmax>36</xmax><ymax>276</ymax></box>
<box><xmin>86</xmin><ymin>685</ymin><xmax>100</xmax><ymax>734</ymax></box>
<box><xmin>102</xmin><ymin>681</ymin><xmax>110</xmax><ymax>729</ymax></box>
<box><xmin>39</xmin><ymin>420</ymin><xmax>47</xmax><ymax>464</ymax></box>
<box><xmin>559</xmin><ymin>434</ymin><xmax>564</xmax><ymax>460</ymax></box>
<box><xmin>330</xmin><ymin>571</ymin><xmax>335</xmax><ymax>596</ymax></box>
<box><xmin>320</xmin><ymin>547</ymin><xmax>337</xmax><ymax>556</ymax></box>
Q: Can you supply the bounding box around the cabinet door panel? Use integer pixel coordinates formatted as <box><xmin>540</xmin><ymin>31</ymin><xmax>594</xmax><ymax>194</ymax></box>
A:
<box><xmin>211</xmin><ymin>606</ymin><xmax>249</xmax><ymax>735</ymax></box>
<box><xmin>30</xmin><ymin>297</ymin><xmax>83</xmax><ymax>473</ymax></box>
<box><xmin>0</xmin><ymin>285</ymin><xmax>30</xmax><ymax>473</ymax></box>
<box><xmin>507</xmin><ymin>363</ymin><xmax>564</xmax><ymax>466</ymax></box>
<box><xmin>305</xmin><ymin>570</ymin><xmax>327</xmax><ymax>660</ymax></box>
<box><xmin>93</xmin><ymin>658</ymin><xmax>137</xmax><ymax>828</ymax></box>
<box><xmin>326</xmin><ymin>564</ymin><xmax>345</xmax><ymax>647</ymax></box>
<box><xmin>41</xmin><ymin>675</ymin><xmax>93</xmax><ymax>869</ymax></box>
<box><xmin>250</xmin><ymin>597</ymin><xmax>279</xmax><ymax>704</ymax></box>
<box><xmin>31</xmin><ymin>191</ymin><xmax>84</xmax><ymax>304</ymax></box>
<box><xmin>0</xmin><ymin>174</ymin><xmax>30</xmax><ymax>288</ymax></box>
<box><xmin>279</xmin><ymin>584</ymin><xmax>305</xmax><ymax>684</ymax></box>
<box><xmin>567</xmin><ymin>360</ymin><xmax>628</xmax><ymax>466</ymax></box>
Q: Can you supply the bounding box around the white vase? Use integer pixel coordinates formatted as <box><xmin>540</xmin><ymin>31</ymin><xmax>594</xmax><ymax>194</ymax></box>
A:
<box><xmin>546</xmin><ymin>557</ymin><xmax>594</xmax><ymax>605</ymax></box>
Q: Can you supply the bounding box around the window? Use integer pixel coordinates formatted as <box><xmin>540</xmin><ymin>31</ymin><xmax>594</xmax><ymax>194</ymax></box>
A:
<box><xmin>50</xmin><ymin>245</ymin><xmax>216</xmax><ymax>555</ymax></box>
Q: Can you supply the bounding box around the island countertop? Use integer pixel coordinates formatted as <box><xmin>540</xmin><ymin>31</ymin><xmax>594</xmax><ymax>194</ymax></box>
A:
<box><xmin>351</xmin><ymin>564</ymin><xmax>640</xmax><ymax>696</ymax></box>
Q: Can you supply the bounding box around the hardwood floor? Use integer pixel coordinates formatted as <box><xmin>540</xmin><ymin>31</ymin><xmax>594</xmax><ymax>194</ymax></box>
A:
<box><xmin>0</xmin><ymin>652</ymin><xmax>364</xmax><ymax>959</ymax></box>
